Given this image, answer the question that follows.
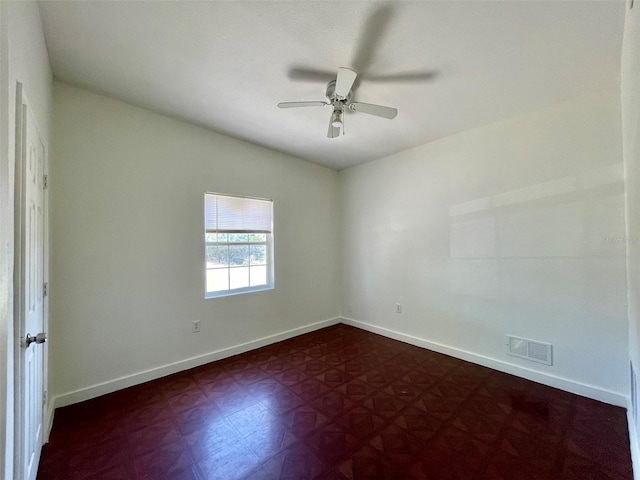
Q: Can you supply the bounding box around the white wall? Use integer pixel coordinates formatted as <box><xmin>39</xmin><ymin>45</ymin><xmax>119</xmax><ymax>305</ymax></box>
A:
<box><xmin>50</xmin><ymin>82</ymin><xmax>340</xmax><ymax>404</ymax></box>
<box><xmin>0</xmin><ymin>3</ymin><xmax>9</xmax><ymax>474</ymax></box>
<box><xmin>0</xmin><ymin>1</ymin><xmax>52</xmax><ymax>477</ymax></box>
<box><xmin>624</xmin><ymin>0</ymin><xmax>640</xmax><ymax>396</ymax></box>
<box><xmin>622</xmin><ymin>0</ymin><xmax>640</xmax><ymax>472</ymax></box>
<box><xmin>341</xmin><ymin>89</ymin><xmax>627</xmax><ymax>404</ymax></box>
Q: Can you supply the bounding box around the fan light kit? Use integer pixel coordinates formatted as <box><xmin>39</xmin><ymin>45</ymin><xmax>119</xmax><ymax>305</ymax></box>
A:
<box><xmin>278</xmin><ymin>67</ymin><xmax>398</xmax><ymax>138</ymax></box>
<box><xmin>331</xmin><ymin>110</ymin><xmax>343</xmax><ymax>128</ymax></box>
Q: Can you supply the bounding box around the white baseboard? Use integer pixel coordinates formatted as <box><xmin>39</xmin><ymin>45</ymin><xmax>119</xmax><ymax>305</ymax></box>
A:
<box><xmin>44</xmin><ymin>399</ymin><xmax>55</xmax><ymax>443</ymax></box>
<box><xmin>341</xmin><ymin>317</ymin><xmax>627</xmax><ymax>407</ymax></box>
<box><xmin>52</xmin><ymin>316</ymin><xmax>341</xmax><ymax>409</ymax></box>
<box><xmin>628</xmin><ymin>397</ymin><xmax>640</xmax><ymax>480</ymax></box>
<box><xmin>52</xmin><ymin>315</ymin><xmax>627</xmax><ymax>410</ymax></box>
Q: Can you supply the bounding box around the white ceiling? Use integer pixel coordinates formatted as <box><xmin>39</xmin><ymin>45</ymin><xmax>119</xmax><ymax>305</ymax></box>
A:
<box><xmin>38</xmin><ymin>1</ymin><xmax>625</xmax><ymax>170</ymax></box>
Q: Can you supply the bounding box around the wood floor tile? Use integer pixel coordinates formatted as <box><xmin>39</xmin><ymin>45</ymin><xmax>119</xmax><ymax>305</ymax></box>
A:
<box><xmin>38</xmin><ymin>324</ymin><xmax>633</xmax><ymax>479</ymax></box>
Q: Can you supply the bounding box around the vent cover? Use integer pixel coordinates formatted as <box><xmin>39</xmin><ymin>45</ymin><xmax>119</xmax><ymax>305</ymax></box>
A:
<box><xmin>506</xmin><ymin>335</ymin><xmax>553</xmax><ymax>365</ymax></box>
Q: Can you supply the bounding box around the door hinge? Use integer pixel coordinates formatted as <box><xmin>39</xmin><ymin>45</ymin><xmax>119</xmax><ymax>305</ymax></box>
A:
<box><xmin>43</xmin><ymin>391</ymin><xmax>47</xmax><ymax>406</ymax></box>
<box><xmin>43</xmin><ymin>282</ymin><xmax>48</xmax><ymax>297</ymax></box>
<box><xmin>43</xmin><ymin>174</ymin><xmax>48</xmax><ymax>189</ymax></box>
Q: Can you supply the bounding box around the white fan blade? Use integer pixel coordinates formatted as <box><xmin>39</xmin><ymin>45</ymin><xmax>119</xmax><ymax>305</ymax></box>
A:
<box><xmin>335</xmin><ymin>67</ymin><xmax>357</xmax><ymax>98</ymax></box>
<box><xmin>350</xmin><ymin>102</ymin><xmax>397</xmax><ymax>119</ymax></box>
<box><xmin>327</xmin><ymin>118</ymin><xmax>340</xmax><ymax>138</ymax></box>
<box><xmin>278</xmin><ymin>101</ymin><xmax>327</xmax><ymax>108</ymax></box>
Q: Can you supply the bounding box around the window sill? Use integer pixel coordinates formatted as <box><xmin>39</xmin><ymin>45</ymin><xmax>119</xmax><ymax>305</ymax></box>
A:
<box><xmin>205</xmin><ymin>285</ymin><xmax>274</xmax><ymax>300</ymax></box>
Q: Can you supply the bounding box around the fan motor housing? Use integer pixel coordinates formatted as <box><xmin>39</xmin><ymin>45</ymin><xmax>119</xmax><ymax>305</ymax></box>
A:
<box><xmin>326</xmin><ymin>80</ymin><xmax>353</xmax><ymax>106</ymax></box>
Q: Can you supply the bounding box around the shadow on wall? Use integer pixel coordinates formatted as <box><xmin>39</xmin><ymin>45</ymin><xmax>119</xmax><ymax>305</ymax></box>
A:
<box><xmin>448</xmin><ymin>163</ymin><xmax>627</xmax><ymax>321</ymax></box>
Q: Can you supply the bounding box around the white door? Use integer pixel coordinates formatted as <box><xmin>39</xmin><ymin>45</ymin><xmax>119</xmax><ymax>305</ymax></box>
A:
<box><xmin>16</xmin><ymin>85</ymin><xmax>47</xmax><ymax>480</ymax></box>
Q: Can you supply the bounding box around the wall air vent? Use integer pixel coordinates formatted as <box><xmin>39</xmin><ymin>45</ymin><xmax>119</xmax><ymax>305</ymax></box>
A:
<box><xmin>506</xmin><ymin>335</ymin><xmax>553</xmax><ymax>365</ymax></box>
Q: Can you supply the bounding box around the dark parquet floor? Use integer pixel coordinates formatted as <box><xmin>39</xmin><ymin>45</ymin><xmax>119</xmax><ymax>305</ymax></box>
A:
<box><xmin>38</xmin><ymin>324</ymin><xmax>633</xmax><ymax>479</ymax></box>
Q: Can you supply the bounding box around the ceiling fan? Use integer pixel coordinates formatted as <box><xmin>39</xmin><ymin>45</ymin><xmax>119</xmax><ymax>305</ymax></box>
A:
<box><xmin>277</xmin><ymin>67</ymin><xmax>398</xmax><ymax>138</ymax></box>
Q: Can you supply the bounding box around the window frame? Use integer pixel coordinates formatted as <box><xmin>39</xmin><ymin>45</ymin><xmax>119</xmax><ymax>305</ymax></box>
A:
<box><xmin>204</xmin><ymin>193</ymin><xmax>274</xmax><ymax>299</ymax></box>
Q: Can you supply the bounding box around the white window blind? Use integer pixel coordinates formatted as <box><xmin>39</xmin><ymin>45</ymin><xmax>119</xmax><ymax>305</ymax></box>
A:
<box><xmin>205</xmin><ymin>194</ymin><xmax>272</xmax><ymax>233</ymax></box>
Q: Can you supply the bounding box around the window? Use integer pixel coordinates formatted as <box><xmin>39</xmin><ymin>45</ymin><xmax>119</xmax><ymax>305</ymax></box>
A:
<box><xmin>204</xmin><ymin>193</ymin><xmax>274</xmax><ymax>298</ymax></box>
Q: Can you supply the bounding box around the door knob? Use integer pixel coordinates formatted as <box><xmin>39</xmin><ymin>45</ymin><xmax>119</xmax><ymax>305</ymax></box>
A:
<box><xmin>25</xmin><ymin>333</ymin><xmax>46</xmax><ymax>348</ymax></box>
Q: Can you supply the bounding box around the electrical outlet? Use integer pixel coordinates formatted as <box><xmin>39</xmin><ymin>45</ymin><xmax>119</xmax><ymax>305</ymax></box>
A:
<box><xmin>395</xmin><ymin>303</ymin><xmax>402</xmax><ymax>314</ymax></box>
<box><xmin>192</xmin><ymin>320</ymin><xmax>201</xmax><ymax>333</ymax></box>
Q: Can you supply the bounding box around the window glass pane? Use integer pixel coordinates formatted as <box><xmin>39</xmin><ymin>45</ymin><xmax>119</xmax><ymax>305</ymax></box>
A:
<box><xmin>229</xmin><ymin>245</ymin><xmax>249</xmax><ymax>266</ymax></box>
<box><xmin>205</xmin><ymin>233</ymin><xmax>217</xmax><ymax>242</ymax></box>
<box><xmin>230</xmin><ymin>266</ymin><xmax>249</xmax><ymax>289</ymax></box>
<box><xmin>250</xmin><ymin>245</ymin><xmax>266</xmax><ymax>265</ymax></box>
<box><xmin>250</xmin><ymin>265</ymin><xmax>267</xmax><ymax>287</ymax></box>
<box><xmin>206</xmin><ymin>268</ymin><xmax>229</xmax><ymax>292</ymax></box>
<box><xmin>216</xmin><ymin>233</ymin><xmax>228</xmax><ymax>243</ymax></box>
<box><xmin>229</xmin><ymin>233</ymin><xmax>249</xmax><ymax>243</ymax></box>
<box><xmin>248</xmin><ymin>233</ymin><xmax>266</xmax><ymax>243</ymax></box>
<box><xmin>206</xmin><ymin>245</ymin><xmax>228</xmax><ymax>268</ymax></box>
